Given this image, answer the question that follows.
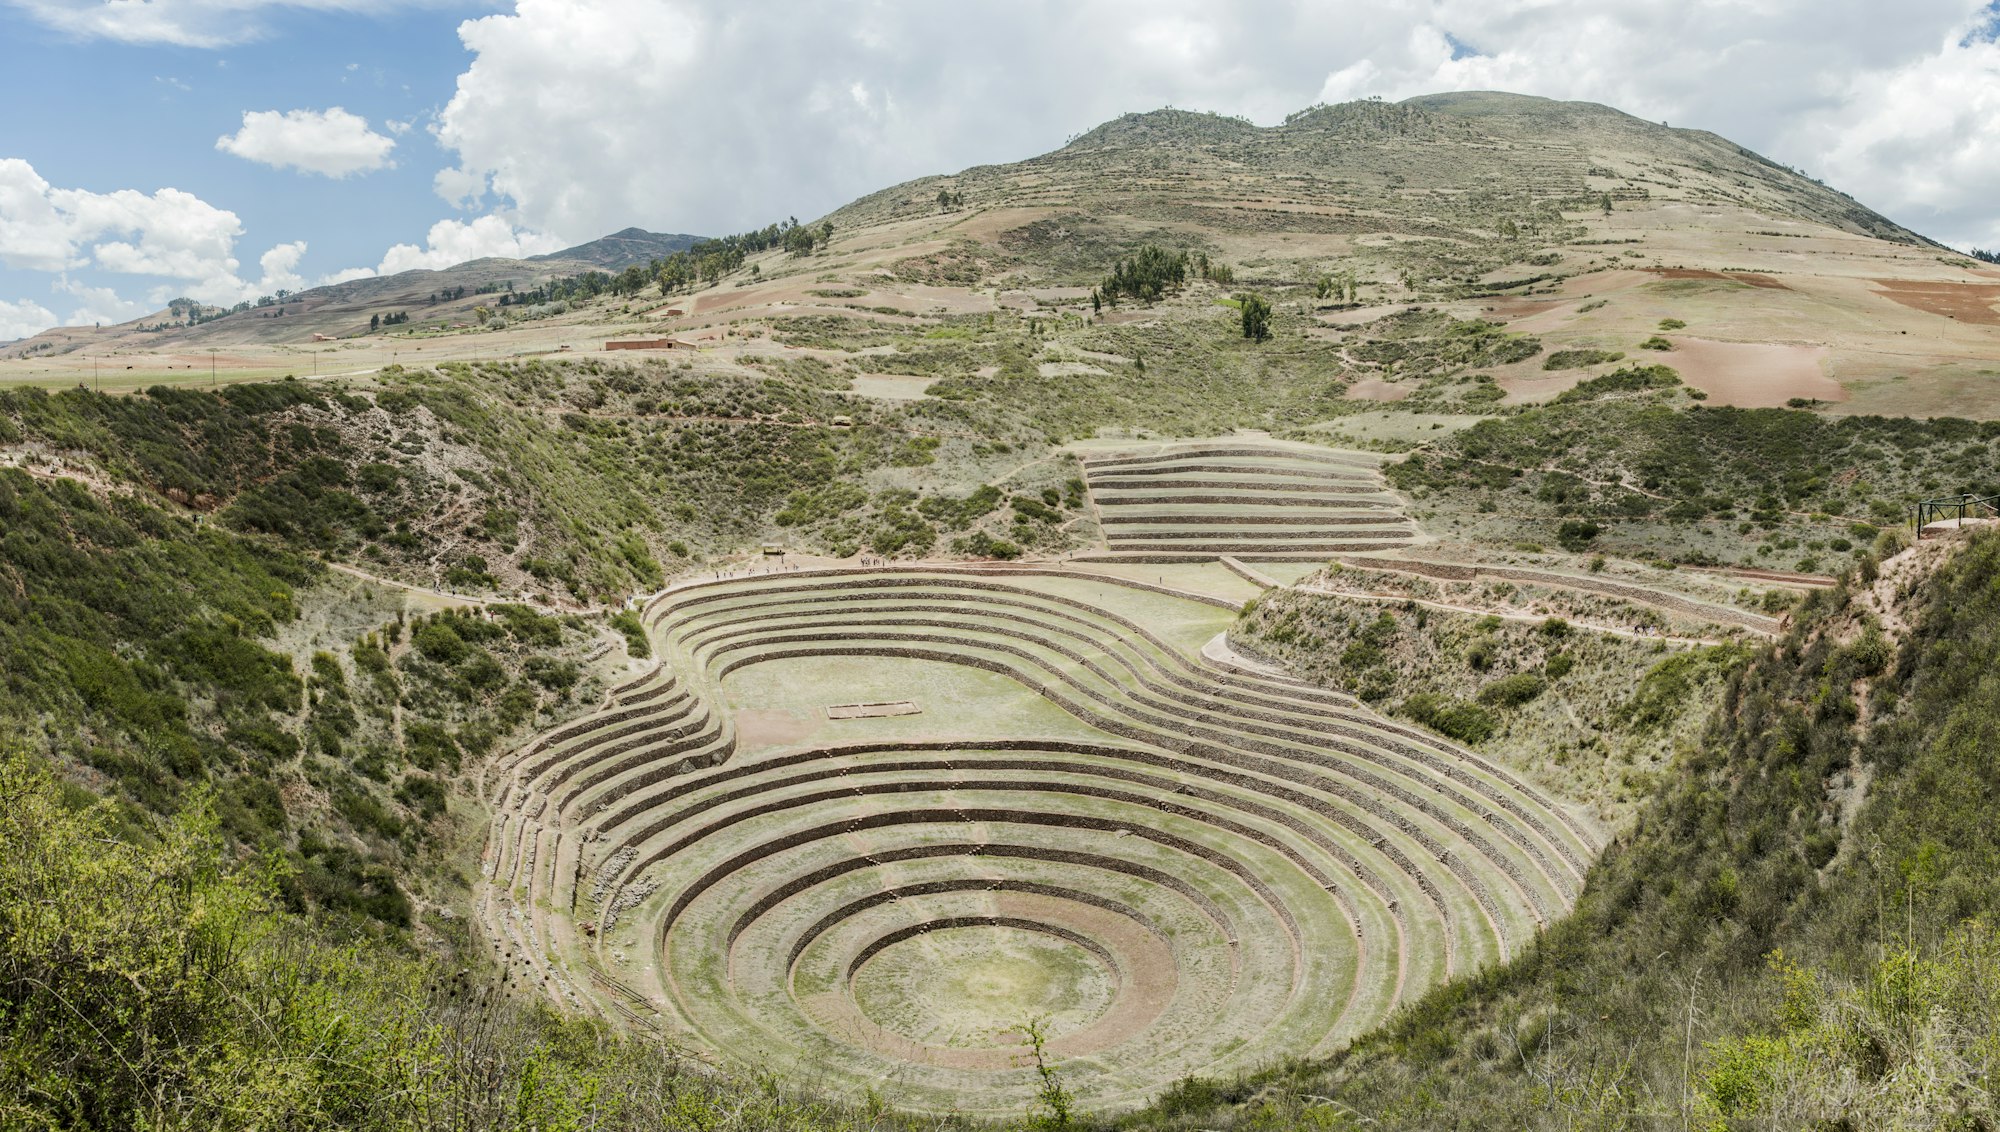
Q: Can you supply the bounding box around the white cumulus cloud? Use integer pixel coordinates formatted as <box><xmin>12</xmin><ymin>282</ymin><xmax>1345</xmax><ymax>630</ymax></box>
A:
<box><xmin>216</xmin><ymin>107</ymin><xmax>396</xmax><ymax>178</ymax></box>
<box><xmin>421</xmin><ymin>0</ymin><xmax>2000</xmax><ymax>250</ymax></box>
<box><xmin>0</xmin><ymin>297</ymin><xmax>57</xmax><ymax>341</ymax></box>
<box><xmin>0</xmin><ymin>157</ymin><xmax>247</xmax><ymax>279</ymax></box>
<box><xmin>370</xmin><ymin>215</ymin><xmax>563</xmax><ymax>276</ymax></box>
<box><xmin>0</xmin><ymin>157</ymin><xmax>335</xmax><ymax>312</ymax></box>
<box><xmin>56</xmin><ymin>280</ymin><xmax>148</xmax><ymax>327</ymax></box>
<box><xmin>4</xmin><ymin>0</ymin><xmax>474</xmax><ymax>49</ymax></box>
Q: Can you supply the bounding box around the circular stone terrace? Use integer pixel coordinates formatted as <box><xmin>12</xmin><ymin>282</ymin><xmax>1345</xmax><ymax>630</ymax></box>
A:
<box><xmin>478</xmin><ymin>554</ymin><xmax>1602</xmax><ymax>1113</ymax></box>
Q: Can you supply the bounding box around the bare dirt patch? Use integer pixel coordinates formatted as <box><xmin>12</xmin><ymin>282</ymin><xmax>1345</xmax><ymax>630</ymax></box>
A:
<box><xmin>850</xmin><ymin>374</ymin><xmax>937</xmax><ymax>400</ymax></box>
<box><xmin>1870</xmin><ymin>279</ymin><xmax>2000</xmax><ymax>326</ymax></box>
<box><xmin>1482</xmin><ymin>296</ymin><xmax>1573</xmax><ymax>319</ymax></box>
<box><xmin>1648</xmin><ymin>268</ymin><xmax>1789</xmax><ymax>290</ymax></box>
<box><xmin>826</xmin><ymin>701</ymin><xmax>921</xmax><ymax>719</ymax></box>
<box><xmin>1345</xmin><ymin>378</ymin><xmax>1410</xmax><ymax>402</ymax></box>
<box><xmin>1663</xmin><ymin>338</ymin><xmax>1843</xmax><ymax>407</ymax></box>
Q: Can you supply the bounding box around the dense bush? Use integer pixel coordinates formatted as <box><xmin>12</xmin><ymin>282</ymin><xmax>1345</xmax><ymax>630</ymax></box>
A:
<box><xmin>1101</xmin><ymin>244</ymin><xmax>1191</xmax><ymax>304</ymax></box>
<box><xmin>1552</xmin><ymin>363</ymin><xmax>1681</xmax><ymax>403</ymax></box>
<box><xmin>1476</xmin><ymin>672</ymin><xmax>1546</xmax><ymax>707</ymax></box>
<box><xmin>1402</xmin><ymin>692</ymin><xmax>1497</xmax><ymax>743</ymax></box>
<box><xmin>1541</xmin><ymin>347</ymin><xmax>1624</xmax><ymax>371</ymax></box>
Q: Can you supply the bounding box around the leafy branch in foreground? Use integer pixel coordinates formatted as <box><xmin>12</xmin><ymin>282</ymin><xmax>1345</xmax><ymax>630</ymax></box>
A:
<box><xmin>1020</xmin><ymin>1016</ymin><xmax>1076</xmax><ymax>1130</ymax></box>
<box><xmin>0</xmin><ymin>747</ymin><xmax>970</xmax><ymax>1131</ymax></box>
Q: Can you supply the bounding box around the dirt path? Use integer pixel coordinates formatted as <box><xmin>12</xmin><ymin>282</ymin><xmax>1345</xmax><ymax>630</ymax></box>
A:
<box><xmin>1331</xmin><ymin>555</ymin><xmax>1782</xmax><ymax>635</ymax></box>
<box><xmin>532</xmin><ymin>404</ymin><xmax>981</xmax><ymax>439</ymax></box>
<box><xmin>1295</xmin><ymin>583</ymin><xmax>1741</xmax><ymax>646</ymax></box>
<box><xmin>327</xmin><ymin>561</ymin><xmax>594</xmax><ymax>618</ymax></box>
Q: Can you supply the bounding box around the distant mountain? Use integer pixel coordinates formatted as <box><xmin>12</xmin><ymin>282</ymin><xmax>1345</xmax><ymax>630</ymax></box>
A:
<box><xmin>1</xmin><ymin>226</ymin><xmax>708</xmax><ymax>353</ymax></box>
<box><xmin>531</xmin><ymin>228</ymin><xmax>703</xmax><ymax>270</ymax></box>
<box><xmin>835</xmin><ymin>90</ymin><xmax>1934</xmax><ymax>248</ymax></box>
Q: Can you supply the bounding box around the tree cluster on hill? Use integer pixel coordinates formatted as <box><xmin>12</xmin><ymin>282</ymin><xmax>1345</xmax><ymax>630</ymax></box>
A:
<box><xmin>1098</xmin><ymin>245</ymin><xmax>1191</xmax><ymax>305</ymax></box>
<box><xmin>505</xmin><ymin>272</ymin><xmax>614</xmax><ymax>306</ymax></box>
<box><xmin>648</xmin><ymin>218</ymin><xmax>837</xmax><ymax>294</ymax></box>
<box><xmin>1238</xmin><ymin>293</ymin><xmax>1271</xmax><ymax>340</ymax></box>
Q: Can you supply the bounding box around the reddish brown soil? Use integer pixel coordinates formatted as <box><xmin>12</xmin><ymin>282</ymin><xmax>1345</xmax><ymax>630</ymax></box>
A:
<box><xmin>1666</xmin><ymin>338</ymin><xmax>1843</xmax><ymax>407</ymax></box>
<box><xmin>1869</xmin><ymin>279</ymin><xmax>2000</xmax><ymax>326</ymax></box>
<box><xmin>1647</xmin><ymin>268</ymin><xmax>1789</xmax><ymax>290</ymax></box>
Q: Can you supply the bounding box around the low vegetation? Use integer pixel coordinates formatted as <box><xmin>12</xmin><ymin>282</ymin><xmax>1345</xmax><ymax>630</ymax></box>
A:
<box><xmin>0</xmin><ymin>747</ymin><xmax>962</xmax><ymax>1132</ymax></box>
<box><xmin>1391</xmin><ymin>397</ymin><xmax>2000</xmax><ymax>569</ymax></box>
<box><xmin>1132</xmin><ymin>531</ymin><xmax>2000</xmax><ymax>1131</ymax></box>
<box><xmin>1237</xmin><ymin>588</ymin><xmax>1744</xmax><ymax>817</ymax></box>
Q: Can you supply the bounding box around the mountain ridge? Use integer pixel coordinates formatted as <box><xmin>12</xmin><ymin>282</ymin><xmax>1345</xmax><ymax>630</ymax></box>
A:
<box><xmin>833</xmin><ymin>90</ymin><xmax>1929</xmax><ymax>247</ymax></box>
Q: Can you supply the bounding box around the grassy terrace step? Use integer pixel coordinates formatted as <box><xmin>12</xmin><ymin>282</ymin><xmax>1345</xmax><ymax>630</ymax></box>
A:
<box><xmin>1101</xmin><ymin>517</ymin><xmax>1413</xmax><ymax>532</ymax></box>
<box><xmin>612</xmin><ymin>576</ymin><xmax>1592</xmax><ymax>916</ymax></box>
<box><xmin>1105</xmin><ymin>542</ymin><xmax>1419</xmax><ymax>555</ymax></box>
<box><xmin>1104</xmin><ymin>533</ymin><xmax>1416</xmax><ymax>544</ymax></box>
<box><xmin>1090</xmin><ymin>479</ymin><xmax>1393</xmax><ymax>495</ymax></box>
<box><xmin>648</xmin><ymin>612</ymin><xmax>1584</xmax><ymax>924</ymax></box>
<box><xmin>1083</xmin><ymin>442</ymin><xmax>1421</xmax><ymax>568</ymax></box>
<box><xmin>1090</xmin><ymin>467</ymin><xmax>1380</xmax><ymax>486</ymax></box>
<box><xmin>1082</xmin><ymin>446</ymin><xmax>1380</xmax><ymax>471</ymax></box>
<box><xmin>480</xmin><ymin>565</ymin><xmax>1599</xmax><ymax>1114</ymax></box>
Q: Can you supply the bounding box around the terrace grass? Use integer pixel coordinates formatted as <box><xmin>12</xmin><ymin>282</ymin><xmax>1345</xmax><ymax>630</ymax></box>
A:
<box><xmin>718</xmin><ymin>654</ymin><xmax>1104</xmax><ymax>751</ymax></box>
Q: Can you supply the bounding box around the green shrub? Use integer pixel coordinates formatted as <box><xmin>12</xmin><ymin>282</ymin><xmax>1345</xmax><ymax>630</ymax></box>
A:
<box><xmin>1553</xmin><ymin>364</ymin><xmax>1681</xmax><ymax>403</ymax></box>
<box><xmin>1404</xmin><ymin>693</ymin><xmax>1497</xmax><ymax>743</ymax></box>
<box><xmin>1477</xmin><ymin>672</ymin><xmax>1547</xmax><ymax>707</ymax></box>
<box><xmin>609</xmin><ymin>610</ymin><xmax>651</xmax><ymax>658</ymax></box>
<box><xmin>1464</xmin><ymin>637</ymin><xmax>1497</xmax><ymax>670</ymax></box>
<box><xmin>1557</xmin><ymin>519</ymin><xmax>1602</xmax><ymax>551</ymax></box>
<box><xmin>411</xmin><ymin>620</ymin><xmax>469</xmax><ymax>664</ymax></box>
<box><xmin>1622</xmin><ymin>644</ymin><xmax>1750</xmax><ymax>730</ymax></box>
<box><xmin>1542</xmin><ymin>348</ymin><xmax>1625</xmax><ymax>371</ymax></box>
<box><xmin>951</xmin><ymin>531</ymin><xmax>1021</xmax><ymax>559</ymax></box>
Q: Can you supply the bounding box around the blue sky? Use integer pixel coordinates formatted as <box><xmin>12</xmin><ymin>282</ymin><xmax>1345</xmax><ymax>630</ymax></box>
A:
<box><xmin>4</xmin><ymin>0</ymin><xmax>2000</xmax><ymax>341</ymax></box>
<box><xmin>0</xmin><ymin>1</ymin><xmax>508</xmax><ymax>333</ymax></box>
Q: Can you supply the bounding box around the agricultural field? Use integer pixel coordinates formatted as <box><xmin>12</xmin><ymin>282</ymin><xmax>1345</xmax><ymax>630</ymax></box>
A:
<box><xmin>482</xmin><ymin>566</ymin><xmax>1599</xmax><ymax>1111</ymax></box>
<box><xmin>1075</xmin><ymin>441</ymin><xmax>1418</xmax><ymax>559</ymax></box>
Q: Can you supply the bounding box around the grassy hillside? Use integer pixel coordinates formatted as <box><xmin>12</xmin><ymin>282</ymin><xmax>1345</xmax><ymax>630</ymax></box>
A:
<box><xmin>1117</xmin><ymin>533</ymin><xmax>2000</xmax><ymax>1130</ymax></box>
<box><xmin>0</xmin><ymin>367</ymin><xmax>1013</xmax><ymax>939</ymax></box>
<box><xmin>0</xmin><ymin>746</ymin><xmax>968</xmax><ymax>1132</ymax></box>
<box><xmin>1391</xmin><ymin>387</ymin><xmax>1999</xmax><ymax>569</ymax></box>
<box><xmin>838</xmin><ymin>93</ymin><xmax>1927</xmax><ymax>253</ymax></box>
<box><xmin>1235</xmin><ymin>586</ymin><xmax>1749</xmax><ymax>822</ymax></box>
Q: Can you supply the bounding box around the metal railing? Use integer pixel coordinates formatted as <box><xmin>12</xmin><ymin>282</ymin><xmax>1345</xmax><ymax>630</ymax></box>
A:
<box><xmin>1915</xmin><ymin>493</ymin><xmax>2000</xmax><ymax>537</ymax></box>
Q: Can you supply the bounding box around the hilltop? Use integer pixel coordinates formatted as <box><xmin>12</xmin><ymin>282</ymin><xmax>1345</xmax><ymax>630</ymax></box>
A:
<box><xmin>842</xmin><ymin>91</ymin><xmax>1925</xmax><ymax>244</ymax></box>
<box><xmin>11</xmin><ymin>92</ymin><xmax>1997</xmax><ymax>417</ymax></box>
